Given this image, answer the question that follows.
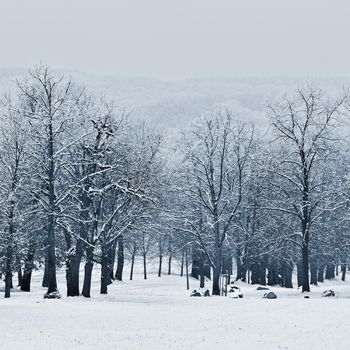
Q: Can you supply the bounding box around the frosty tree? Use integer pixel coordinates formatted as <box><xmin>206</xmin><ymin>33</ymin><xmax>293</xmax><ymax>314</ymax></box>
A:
<box><xmin>17</xmin><ymin>65</ymin><xmax>79</xmax><ymax>297</ymax></box>
<box><xmin>268</xmin><ymin>87</ymin><xmax>345</xmax><ymax>292</ymax></box>
<box><xmin>176</xmin><ymin>111</ymin><xmax>254</xmax><ymax>295</ymax></box>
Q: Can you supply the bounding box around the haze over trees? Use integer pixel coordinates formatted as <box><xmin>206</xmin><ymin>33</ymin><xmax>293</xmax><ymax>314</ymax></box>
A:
<box><xmin>0</xmin><ymin>65</ymin><xmax>350</xmax><ymax>298</ymax></box>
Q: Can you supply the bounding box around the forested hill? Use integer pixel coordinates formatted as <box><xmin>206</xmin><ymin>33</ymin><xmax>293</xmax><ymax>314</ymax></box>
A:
<box><xmin>0</xmin><ymin>68</ymin><xmax>349</xmax><ymax>129</ymax></box>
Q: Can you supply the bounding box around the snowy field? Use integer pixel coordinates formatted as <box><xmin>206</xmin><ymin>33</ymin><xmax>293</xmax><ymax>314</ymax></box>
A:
<box><xmin>0</xmin><ymin>261</ymin><xmax>349</xmax><ymax>350</ymax></box>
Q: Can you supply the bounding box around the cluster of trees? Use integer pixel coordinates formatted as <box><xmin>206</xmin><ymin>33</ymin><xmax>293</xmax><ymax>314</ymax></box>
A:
<box><xmin>0</xmin><ymin>66</ymin><xmax>163</xmax><ymax>298</ymax></box>
<box><xmin>0</xmin><ymin>66</ymin><xmax>350</xmax><ymax>298</ymax></box>
<box><xmin>171</xmin><ymin>88</ymin><xmax>350</xmax><ymax>294</ymax></box>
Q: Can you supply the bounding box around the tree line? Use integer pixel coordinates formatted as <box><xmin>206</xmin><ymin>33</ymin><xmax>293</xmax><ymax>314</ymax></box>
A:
<box><xmin>0</xmin><ymin>66</ymin><xmax>350</xmax><ymax>298</ymax></box>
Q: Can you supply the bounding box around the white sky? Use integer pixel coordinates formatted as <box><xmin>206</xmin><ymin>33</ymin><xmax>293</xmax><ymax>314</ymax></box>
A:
<box><xmin>0</xmin><ymin>0</ymin><xmax>349</xmax><ymax>79</ymax></box>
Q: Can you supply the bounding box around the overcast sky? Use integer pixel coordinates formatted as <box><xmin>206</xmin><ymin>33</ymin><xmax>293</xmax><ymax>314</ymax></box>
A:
<box><xmin>0</xmin><ymin>0</ymin><xmax>349</xmax><ymax>79</ymax></box>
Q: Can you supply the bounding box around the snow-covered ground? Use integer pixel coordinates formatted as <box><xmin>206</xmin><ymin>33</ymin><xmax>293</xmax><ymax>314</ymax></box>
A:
<box><xmin>0</xmin><ymin>261</ymin><xmax>349</xmax><ymax>350</ymax></box>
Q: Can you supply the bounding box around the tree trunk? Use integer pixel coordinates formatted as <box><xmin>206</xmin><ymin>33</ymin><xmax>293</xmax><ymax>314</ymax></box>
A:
<box><xmin>185</xmin><ymin>248</ymin><xmax>189</xmax><ymax>290</ymax></box>
<box><xmin>46</xmin><ymin>119</ymin><xmax>58</xmax><ymax>296</ymax></box>
<box><xmin>204</xmin><ymin>259</ymin><xmax>211</xmax><ymax>279</ymax></box>
<box><xmin>14</xmin><ymin>253</ymin><xmax>22</xmax><ymax>287</ymax></box>
<box><xmin>302</xmin><ymin>239</ymin><xmax>310</xmax><ymax>292</ymax></box>
<box><xmin>341</xmin><ymin>264</ymin><xmax>346</xmax><ymax>281</ymax></box>
<box><xmin>180</xmin><ymin>250</ymin><xmax>184</xmax><ymax>277</ymax></box>
<box><xmin>241</xmin><ymin>263</ymin><xmax>248</xmax><ymax>283</ymax></box>
<box><xmin>4</xmin><ymin>243</ymin><xmax>13</xmax><ymax>298</ymax></box>
<box><xmin>168</xmin><ymin>255</ymin><xmax>172</xmax><ymax>275</ymax></box>
<box><xmin>199</xmin><ymin>251</ymin><xmax>205</xmax><ymax>288</ymax></box>
<box><xmin>267</xmin><ymin>259</ymin><xmax>279</xmax><ymax>286</ymax></box>
<box><xmin>310</xmin><ymin>259</ymin><xmax>318</xmax><ymax>286</ymax></box>
<box><xmin>317</xmin><ymin>264</ymin><xmax>325</xmax><ymax>282</ymax></box>
<box><xmin>235</xmin><ymin>249</ymin><xmax>243</xmax><ymax>281</ymax></box>
<box><xmin>296</xmin><ymin>260</ymin><xmax>303</xmax><ymax>288</ymax></box>
<box><xmin>42</xmin><ymin>255</ymin><xmax>49</xmax><ymax>287</ymax></box>
<box><xmin>158</xmin><ymin>254</ymin><xmax>163</xmax><ymax>277</ymax></box>
<box><xmin>65</xmin><ymin>229</ymin><xmax>83</xmax><ymax>297</ymax></box>
<box><xmin>67</xmin><ymin>181</ymin><xmax>90</xmax><ymax>295</ymax></box>
<box><xmin>21</xmin><ymin>238</ymin><xmax>36</xmax><ymax>292</ymax></box>
<box><xmin>143</xmin><ymin>253</ymin><xmax>147</xmax><ymax>280</ymax></box>
<box><xmin>130</xmin><ymin>253</ymin><xmax>135</xmax><ymax>280</ymax></box>
<box><xmin>191</xmin><ymin>249</ymin><xmax>200</xmax><ymax>279</ymax></box>
<box><xmin>17</xmin><ymin>266</ymin><xmax>23</xmax><ymax>287</ymax></box>
<box><xmin>251</xmin><ymin>262</ymin><xmax>260</xmax><ymax>285</ymax></box>
<box><xmin>212</xmin><ymin>267</ymin><xmax>220</xmax><ymax>295</ymax></box>
<box><xmin>100</xmin><ymin>250</ymin><xmax>109</xmax><ymax>294</ymax></box>
<box><xmin>228</xmin><ymin>256</ymin><xmax>233</xmax><ymax>284</ymax></box>
<box><xmin>283</xmin><ymin>260</ymin><xmax>293</xmax><ymax>288</ymax></box>
<box><xmin>4</xmin><ymin>200</ymin><xmax>16</xmax><ymax>298</ymax></box>
<box><xmin>82</xmin><ymin>247</ymin><xmax>94</xmax><ymax>298</ymax></box>
<box><xmin>251</xmin><ymin>259</ymin><xmax>267</xmax><ymax>285</ymax></box>
<box><xmin>108</xmin><ymin>241</ymin><xmax>117</xmax><ymax>283</ymax></box>
<box><xmin>301</xmin><ymin>168</ymin><xmax>311</xmax><ymax>293</ymax></box>
<box><xmin>4</xmin><ymin>270</ymin><xmax>12</xmax><ymax>298</ymax></box>
<box><xmin>66</xmin><ymin>237</ymin><xmax>84</xmax><ymax>297</ymax></box>
<box><xmin>66</xmin><ymin>254</ymin><xmax>81</xmax><ymax>297</ymax></box>
<box><xmin>259</xmin><ymin>260</ymin><xmax>267</xmax><ymax>286</ymax></box>
<box><xmin>115</xmin><ymin>236</ymin><xmax>124</xmax><ymax>281</ymax></box>
<box><xmin>221</xmin><ymin>254</ymin><xmax>232</xmax><ymax>284</ymax></box>
<box><xmin>212</xmin><ymin>248</ymin><xmax>222</xmax><ymax>296</ymax></box>
<box><xmin>46</xmin><ymin>220</ymin><xmax>58</xmax><ymax>295</ymax></box>
<box><xmin>325</xmin><ymin>263</ymin><xmax>335</xmax><ymax>280</ymax></box>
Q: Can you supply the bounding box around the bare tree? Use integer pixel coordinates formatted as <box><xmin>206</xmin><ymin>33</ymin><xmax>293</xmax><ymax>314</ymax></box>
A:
<box><xmin>268</xmin><ymin>87</ymin><xmax>345</xmax><ymax>292</ymax></box>
<box><xmin>18</xmin><ymin>65</ymin><xmax>77</xmax><ymax>297</ymax></box>
<box><xmin>175</xmin><ymin>111</ymin><xmax>254</xmax><ymax>295</ymax></box>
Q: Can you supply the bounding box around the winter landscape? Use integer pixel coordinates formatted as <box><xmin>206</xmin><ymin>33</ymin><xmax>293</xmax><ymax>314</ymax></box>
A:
<box><xmin>1</xmin><ymin>1</ymin><xmax>350</xmax><ymax>350</ymax></box>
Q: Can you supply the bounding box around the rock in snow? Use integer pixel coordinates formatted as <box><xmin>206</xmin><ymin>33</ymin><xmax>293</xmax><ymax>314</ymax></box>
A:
<box><xmin>321</xmin><ymin>290</ymin><xmax>335</xmax><ymax>297</ymax></box>
<box><xmin>190</xmin><ymin>290</ymin><xmax>202</xmax><ymax>297</ymax></box>
<box><xmin>44</xmin><ymin>291</ymin><xmax>61</xmax><ymax>299</ymax></box>
<box><xmin>190</xmin><ymin>289</ymin><xmax>210</xmax><ymax>297</ymax></box>
<box><xmin>228</xmin><ymin>285</ymin><xmax>243</xmax><ymax>298</ymax></box>
<box><xmin>263</xmin><ymin>291</ymin><xmax>277</xmax><ymax>299</ymax></box>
